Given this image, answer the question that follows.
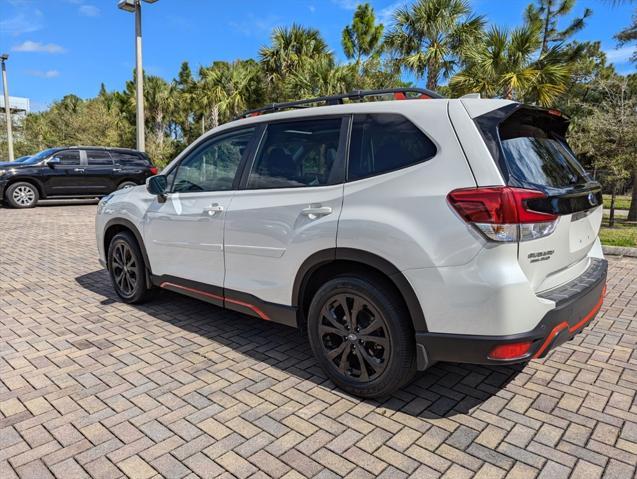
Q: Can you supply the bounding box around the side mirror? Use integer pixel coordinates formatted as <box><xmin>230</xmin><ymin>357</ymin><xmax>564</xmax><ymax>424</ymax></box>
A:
<box><xmin>47</xmin><ymin>157</ymin><xmax>61</xmax><ymax>168</ymax></box>
<box><xmin>146</xmin><ymin>175</ymin><xmax>168</xmax><ymax>201</ymax></box>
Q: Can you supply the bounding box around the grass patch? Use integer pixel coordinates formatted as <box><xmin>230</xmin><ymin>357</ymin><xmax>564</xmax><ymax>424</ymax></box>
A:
<box><xmin>603</xmin><ymin>194</ymin><xmax>631</xmax><ymax>210</ymax></box>
<box><xmin>599</xmin><ymin>223</ymin><xmax>637</xmax><ymax>247</ymax></box>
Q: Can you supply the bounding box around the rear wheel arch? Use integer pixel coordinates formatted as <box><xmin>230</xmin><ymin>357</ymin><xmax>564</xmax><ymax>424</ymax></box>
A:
<box><xmin>293</xmin><ymin>248</ymin><xmax>427</xmax><ymax>333</ymax></box>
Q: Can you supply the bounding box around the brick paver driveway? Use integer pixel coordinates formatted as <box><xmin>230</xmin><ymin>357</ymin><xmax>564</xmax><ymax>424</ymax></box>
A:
<box><xmin>1</xmin><ymin>204</ymin><xmax>636</xmax><ymax>479</ymax></box>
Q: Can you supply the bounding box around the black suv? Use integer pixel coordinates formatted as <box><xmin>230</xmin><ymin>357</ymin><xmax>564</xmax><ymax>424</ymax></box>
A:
<box><xmin>0</xmin><ymin>147</ymin><xmax>157</xmax><ymax>208</ymax></box>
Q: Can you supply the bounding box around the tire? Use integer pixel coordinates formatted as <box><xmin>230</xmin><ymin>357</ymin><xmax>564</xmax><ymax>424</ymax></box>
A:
<box><xmin>107</xmin><ymin>231</ymin><xmax>157</xmax><ymax>304</ymax></box>
<box><xmin>117</xmin><ymin>181</ymin><xmax>137</xmax><ymax>190</ymax></box>
<box><xmin>6</xmin><ymin>182</ymin><xmax>39</xmax><ymax>208</ymax></box>
<box><xmin>307</xmin><ymin>275</ymin><xmax>416</xmax><ymax>398</ymax></box>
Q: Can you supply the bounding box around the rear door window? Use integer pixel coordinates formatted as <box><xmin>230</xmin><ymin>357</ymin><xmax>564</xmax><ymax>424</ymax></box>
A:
<box><xmin>86</xmin><ymin>150</ymin><xmax>113</xmax><ymax>166</ymax></box>
<box><xmin>246</xmin><ymin>118</ymin><xmax>342</xmax><ymax>189</ymax></box>
<box><xmin>348</xmin><ymin>114</ymin><xmax>437</xmax><ymax>181</ymax></box>
<box><xmin>498</xmin><ymin>109</ymin><xmax>589</xmax><ymax>188</ymax></box>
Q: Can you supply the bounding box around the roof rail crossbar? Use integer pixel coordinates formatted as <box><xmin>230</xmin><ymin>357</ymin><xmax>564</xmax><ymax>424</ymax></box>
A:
<box><xmin>235</xmin><ymin>87</ymin><xmax>444</xmax><ymax>120</ymax></box>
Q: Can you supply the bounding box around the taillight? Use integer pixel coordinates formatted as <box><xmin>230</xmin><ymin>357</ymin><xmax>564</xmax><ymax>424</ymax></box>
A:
<box><xmin>447</xmin><ymin>186</ymin><xmax>558</xmax><ymax>242</ymax></box>
<box><xmin>488</xmin><ymin>341</ymin><xmax>532</xmax><ymax>360</ymax></box>
<box><xmin>149</xmin><ymin>166</ymin><xmax>158</xmax><ymax>175</ymax></box>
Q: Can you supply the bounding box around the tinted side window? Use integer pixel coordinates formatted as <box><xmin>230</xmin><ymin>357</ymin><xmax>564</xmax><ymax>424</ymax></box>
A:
<box><xmin>53</xmin><ymin>150</ymin><xmax>80</xmax><ymax>165</ymax></box>
<box><xmin>348</xmin><ymin>114</ymin><xmax>437</xmax><ymax>181</ymax></box>
<box><xmin>172</xmin><ymin>128</ymin><xmax>255</xmax><ymax>193</ymax></box>
<box><xmin>113</xmin><ymin>152</ymin><xmax>148</xmax><ymax>166</ymax></box>
<box><xmin>86</xmin><ymin>150</ymin><xmax>113</xmax><ymax>166</ymax></box>
<box><xmin>247</xmin><ymin>118</ymin><xmax>342</xmax><ymax>189</ymax></box>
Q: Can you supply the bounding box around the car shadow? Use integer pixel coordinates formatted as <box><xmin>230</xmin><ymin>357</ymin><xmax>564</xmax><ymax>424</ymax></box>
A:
<box><xmin>75</xmin><ymin>269</ymin><xmax>524</xmax><ymax>419</ymax></box>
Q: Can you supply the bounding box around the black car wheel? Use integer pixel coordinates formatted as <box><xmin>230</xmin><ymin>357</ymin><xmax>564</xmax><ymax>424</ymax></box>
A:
<box><xmin>107</xmin><ymin>231</ymin><xmax>156</xmax><ymax>304</ymax></box>
<box><xmin>307</xmin><ymin>275</ymin><xmax>416</xmax><ymax>398</ymax></box>
<box><xmin>6</xmin><ymin>182</ymin><xmax>39</xmax><ymax>208</ymax></box>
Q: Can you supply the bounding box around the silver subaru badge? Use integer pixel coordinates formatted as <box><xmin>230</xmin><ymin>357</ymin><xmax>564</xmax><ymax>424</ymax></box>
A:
<box><xmin>588</xmin><ymin>192</ymin><xmax>597</xmax><ymax>206</ymax></box>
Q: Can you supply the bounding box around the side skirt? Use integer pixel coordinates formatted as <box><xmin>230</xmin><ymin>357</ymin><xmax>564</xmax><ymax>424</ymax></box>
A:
<box><xmin>150</xmin><ymin>274</ymin><xmax>298</xmax><ymax>328</ymax></box>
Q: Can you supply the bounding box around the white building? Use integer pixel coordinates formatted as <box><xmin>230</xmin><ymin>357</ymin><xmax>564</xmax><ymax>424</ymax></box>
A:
<box><xmin>0</xmin><ymin>95</ymin><xmax>30</xmax><ymax>119</ymax></box>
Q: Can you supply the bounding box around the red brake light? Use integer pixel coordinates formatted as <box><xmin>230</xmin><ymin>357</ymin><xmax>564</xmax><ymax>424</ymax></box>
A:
<box><xmin>488</xmin><ymin>341</ymin><xmax>532</xmax><ymax>360</ymax></box>
<box><xmin>149</xmin><ymin>166</ymin><xmax>158</xmax><ymax>175</ymax></box>
<box><xmin>447</xmin><ymin>187</ymin><xmax>557</xmax><ymax>224</ymax></box>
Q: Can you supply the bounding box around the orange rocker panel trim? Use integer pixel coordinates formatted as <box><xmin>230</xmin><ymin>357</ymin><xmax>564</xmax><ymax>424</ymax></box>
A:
<box><xmin>159</xmin><ymin>281</ymin><xmax>271</xmax><ymax>321</ymax></box>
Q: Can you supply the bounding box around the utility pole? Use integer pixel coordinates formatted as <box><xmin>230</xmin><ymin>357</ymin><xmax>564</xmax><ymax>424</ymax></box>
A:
<box><xmin>118</xmin><ymin>0</ymin><xmax>158</xmax><ymax>152</ymax></box>
<box><xmin>1</xmin><ymin>54</ymin><xmax>15</xmax><ymax>162</ymax></box>
<box><xmin>134</xmin><ymin>1</ymin><xmax>145</xmax><ymax>152</ymax></box>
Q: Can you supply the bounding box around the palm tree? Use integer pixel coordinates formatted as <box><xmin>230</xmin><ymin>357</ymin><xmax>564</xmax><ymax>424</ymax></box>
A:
<box><xmin>144</xmin><ymin>75</ymin><xmax>174</xmax><ymax>149</ymax></box>
<box><xmin>385</xmin><ymin>0</ymin><xmax>484</xmax><ymax>90</ymax></box>
<box><xmin>286</xmin><ymin>57</ymin><xmax>355</xmax><ymax>99</ymax></box>
<box><xmin>198</xmin><ymin>61</ymin><xmax>259</xmax><ymax>131</ymax></box>
<box><xmin>449</xmin><ymin>24</ymin><xmax>571</xmax><ymax>106</ymax></box>
<box><xmin>259</xmin><ymin>24</ymin><xmax>332</xmax><ymax>85</ymax></box>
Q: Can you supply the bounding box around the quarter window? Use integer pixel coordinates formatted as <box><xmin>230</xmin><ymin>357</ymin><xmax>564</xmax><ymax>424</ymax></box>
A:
<box><xmin>172</xmin><ymin>128</ymin><xmax>255</xmax><ymax>193</ymax></box>
<box><xmin>348</xmin><ymin>114</ymin><xmax>437</xmax><ymax>181</ymax></box>
<box><xmin>86</xmin><ymin>150</ymin><xmax>113</xmax><ymax>166</ymax></box>
<box><xmin>113</xmin><ymin>152</ymin><xmax>147</xmax><ymax>166</ymax></box>
<box><xmin>247</xmin><ymin>118</ymin><xmax>342</xmax><ymax>189</ymax></box>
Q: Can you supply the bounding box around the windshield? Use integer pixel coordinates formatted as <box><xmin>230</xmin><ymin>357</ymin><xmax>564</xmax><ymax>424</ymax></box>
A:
<box><xmin>498</xmin><ymin>110</ymin><xmax>589</xmax><ymax>188</ymax></box>
<box><xmin>23</xmin><ymin>148</ymin><xmax>59</xmax><ymax>164</ymax></box>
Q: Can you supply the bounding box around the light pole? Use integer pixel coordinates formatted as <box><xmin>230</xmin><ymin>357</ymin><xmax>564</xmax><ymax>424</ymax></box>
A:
<box><xmin>117</xmin><ymin>0</ymin><xmax>158</xmax><ymax>153</ymax></box>
<box><xmin>1</xmin><ymin>54</ymin><xmax>14</xmax><ymax>162</ymax></box>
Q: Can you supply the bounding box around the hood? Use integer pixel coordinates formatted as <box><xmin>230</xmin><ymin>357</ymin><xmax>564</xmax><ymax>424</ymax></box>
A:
<box><xmin>0</xmin><ymin>162</ymin><xmax>39</xmax><ymax>169</ymax></box>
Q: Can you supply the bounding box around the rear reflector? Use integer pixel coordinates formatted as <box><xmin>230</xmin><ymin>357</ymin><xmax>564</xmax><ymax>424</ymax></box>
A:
<box><xmin>149</xmin><ymin>166</ymin><xmax>158</xmax><ymax>175</ymax></box>
<box><xmin>488</xmin><ymin>341</ymin><xmax>532</xmax><ymax>360</ymax></box>
<box><xmin>447</xmin><ymin>186</ymin><xmax>558</xmax><ymax>242</ymax></box>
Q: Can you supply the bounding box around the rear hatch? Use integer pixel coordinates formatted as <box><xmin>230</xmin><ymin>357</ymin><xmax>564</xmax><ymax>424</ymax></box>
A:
<box><xmin>474</xmin><ymin>105</ymin><xmax>602</xmax><ymax>292</ymax></box>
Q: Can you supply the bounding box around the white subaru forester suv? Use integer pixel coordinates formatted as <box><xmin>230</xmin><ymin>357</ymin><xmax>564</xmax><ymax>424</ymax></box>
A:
<box><xmin>96</xmin><ymin>88</ymin><xmax>607</xmax><ymax>398</ymax></box>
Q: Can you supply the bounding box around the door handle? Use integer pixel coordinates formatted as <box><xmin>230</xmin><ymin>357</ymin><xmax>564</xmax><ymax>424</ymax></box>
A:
<box><xmin>113</xmin><ymin>168</ymin><xmax>122</xmax><ymax>172</ymax></box>
<box><xmin>301</xmin><ymin>205</ymin><xmax>332</xmax><ymax>219</ymax></box>
<box><xmin>203</xmin><ymin>203</ymin><xmax>224</xmax><ymax>215</ymax></box>
<box><xmin>74</xmin><ymin>168</ymin><xmax>85</xmax><ymax>172</ymax></box>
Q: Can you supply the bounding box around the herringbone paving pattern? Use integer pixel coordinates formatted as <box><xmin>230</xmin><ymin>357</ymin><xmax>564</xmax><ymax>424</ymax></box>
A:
<box><xmin>1</xmin><ymin>204</ymin><xmax>636</xmax><ymax>479</ymax></box>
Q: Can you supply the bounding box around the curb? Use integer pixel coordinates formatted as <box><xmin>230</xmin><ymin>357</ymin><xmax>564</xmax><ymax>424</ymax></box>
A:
<box><xmin>602</xmin><ymin>245</ymin><xmax>637</xmax><ymax>258</ymax></box>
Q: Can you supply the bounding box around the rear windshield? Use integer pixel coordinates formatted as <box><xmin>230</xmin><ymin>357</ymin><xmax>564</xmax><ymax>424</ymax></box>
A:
<box><xmin>498</xmin><ymin>109</ymin><xmax>589</xmax><ymax>188</ymax></box>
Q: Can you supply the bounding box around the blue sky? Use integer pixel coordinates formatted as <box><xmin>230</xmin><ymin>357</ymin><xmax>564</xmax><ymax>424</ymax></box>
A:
<box><xmin>0</xmin><ymin>0</ymin><xmax>635</xmax><ymax>111</ymax></box>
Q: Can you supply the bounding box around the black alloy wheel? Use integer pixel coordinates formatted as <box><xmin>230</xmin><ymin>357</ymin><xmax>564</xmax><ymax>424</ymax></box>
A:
<box><xmin>308</xmin><ymin>275</ymin><xmax>416</xmax><ymax>398</ymax></box>
<box><xmin>110</xmin><ymin>240</ymin><xmax>139</xmax><ymax>298</ymax></box>
<box><xmin>318</xmin><ymin>293</ymin><xmax>390</xmax><ymax>382</ymax></box>
<box><xmin>107</xmin><ymin>231</ymin><xmax>156</xmax><ymax>304</ymax></box>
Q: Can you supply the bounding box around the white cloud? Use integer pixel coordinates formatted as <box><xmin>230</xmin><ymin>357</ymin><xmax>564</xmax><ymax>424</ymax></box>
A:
<box><xmin>79</xmin><ymin>5</ymin><xmax>100</xmax><ymax>17</ymax></box>
<box><xmin>12</xmin><ymin>40</ymin><xmax>66</xmax><ymax>54</ymax></box>
<box><xmin>309</xmin><ymin>5</ymin><xmax>316</xmax><ymax>13</ymax></box>
<box><xmin>331</xmin><ymin>0</ymin><xmax>361</xmax><ymax>9</ymax></box>
<box><xmin>378</xmin><ymin>1</ymin><xmax>404</xmax><ymax>26</ymax></box>
<box><xmin>27</xmin><ymin>69</ymin><xmax>60</xmax><ymax>78</ymax></box>
<box><xmin>0</xmin><ymin>13</ymin><xmax>43</xmax><ymax>36</ymax></box>
<box><xmin>229</xmin><ymin>14</ymin><xmax>282</xmax><ymax>37</ymax></box>
<box><xmin>605</xmin><ymin>46</ymin><xmax>636</xmax><ymax>64</ymax></box>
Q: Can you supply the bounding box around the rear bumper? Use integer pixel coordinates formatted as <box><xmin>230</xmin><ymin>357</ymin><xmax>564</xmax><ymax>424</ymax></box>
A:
<box><xmin>416</xmin><ymin>258</ymin><xmax>607</xmax><ymax>365</ymax></box>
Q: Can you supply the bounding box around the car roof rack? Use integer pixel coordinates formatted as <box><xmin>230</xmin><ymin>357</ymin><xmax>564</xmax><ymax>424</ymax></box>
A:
<box><xmin>235</xmin><ymin>87</ymin><xmax>444</xmax><ymax>120</ymax></box>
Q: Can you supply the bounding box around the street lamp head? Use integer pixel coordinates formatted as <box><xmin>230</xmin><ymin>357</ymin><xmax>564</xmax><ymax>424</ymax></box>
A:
<box><xmin>117</xmin><ymin>0</ymin><xmax>136</xmax><ymax>12</ymax></box>
<box><xmin>117</xmin><ymin>0</ymin><xmax>157</xmax><ymax>12</ymax></box>
<box><xmin>0</xmin><ymin>54</ymin><xmax>8</xmax><ymax>62</ymax></box>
